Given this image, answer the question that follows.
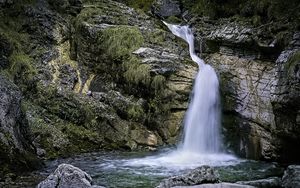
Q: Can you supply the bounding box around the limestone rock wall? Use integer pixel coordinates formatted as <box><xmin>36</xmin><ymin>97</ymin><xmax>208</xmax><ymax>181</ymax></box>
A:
<box><xmin>191</xmin><ymin>18</ymin><xmax>300</xmax><ymax>161</ymax></box>
<box><xmin>0</xmin><ymin>0</ymin><xmax>197</xmax><ymax>164</ymax></box>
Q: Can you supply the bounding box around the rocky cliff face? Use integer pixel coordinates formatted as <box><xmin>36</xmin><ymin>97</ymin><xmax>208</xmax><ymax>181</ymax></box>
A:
<box><xmin>0</xmin><ymin>0</ymin><xmax>197</xmax><ymax>167</ymax></box>
<box><xmin>0</xmin><ymin>0</ymin><xmax>299</xmax><ymax>175</ymax></box>
<box><xmin>184</xmin><ymin>3</ymin><xmax>300</xmax><ymax>162</ymax></box>
<box><xmin>0</xmin><ymin>75</ymin><xmax>40</xmax><ymax>177</ymax></box>
<box><xmin>152</xmin><ymin>0</ymin><xmax>300</xmax><ymax>162</ymax></box>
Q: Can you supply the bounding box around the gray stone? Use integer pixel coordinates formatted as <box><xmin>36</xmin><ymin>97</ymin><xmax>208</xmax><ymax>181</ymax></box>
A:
<box><xmin>173</xmin><ymin>182</ymin><xmax>255</xmax><ymax>188</ymax></box>
<box><xmin>0</xmin><ymin>0</ymin><xmax>13</xmax><ymax>7</ymax></box>
<box><xmin>282</xmin><ymin>165</ymin><xmax>300</xmax><ymax>188</ymax></box>
<box><xmin>236</xmin><ymin>177</ymin><xmax>281</xmax><ymax>188</ymax></box>
<box><xmin>36</xmin><ymin>148</ymin><xmax>46</xmax><ymax>157</ymax></box>
<box><xmin>37</xmin><ymin>164</ymin><xmax>104</xmax><ymax>188</ymax></box>
<box><xmin>152</xmin><ymin>0</ymin><xmax>181</xmax><ymax>18</ymax></box>
<box><xmin>196</xmin><ymin>17</ymin><xmax>300</xmax><ymax>161</ymax></box>
<box><xmin>0</xmin><ymin>75</ymin><xmax>39</xmax><ymax>172</ymax></box>
<box><xmin>157</xmin><ymin>166</ymin><xmax>219</xmax><ymax>188</ymax></box>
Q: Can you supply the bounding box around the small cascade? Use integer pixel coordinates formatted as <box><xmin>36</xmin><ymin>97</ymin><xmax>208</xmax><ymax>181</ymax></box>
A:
<box><xmin>164</xmin><ymin>22</ymin><xmax>221</xmax><ymax>154</ymax></box>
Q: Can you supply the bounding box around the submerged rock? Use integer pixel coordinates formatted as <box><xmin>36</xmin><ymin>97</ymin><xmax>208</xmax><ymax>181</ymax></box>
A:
<box><xmin>282</xmin><ymin>165</ymin><xmax>300</xmax><ymax>188</ymax></box>
<box><xmin>37</xmin><ymin>163</ymin><xmax>104</xmax><ymax>188</ymax></box>
<box><xmin>157</xmin><ymin>166</ymin><xmax>219</xmax><ymax>188</ymax></box>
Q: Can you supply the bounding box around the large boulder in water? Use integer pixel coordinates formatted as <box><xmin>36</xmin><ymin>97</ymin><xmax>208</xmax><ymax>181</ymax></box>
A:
<box><xmin>282</xmin><ymin>165</ymin><xmax>300</xmax><ymax>188</ymax></box>
<box><xmin>37</xmin><ymin>163</ymin><xmax>104</xmax><ymax>188</ymax></box>
<box><xmin>157</xmin><ymin>166</ymin><xmax>219</xmax><ymax>188</ymax></box>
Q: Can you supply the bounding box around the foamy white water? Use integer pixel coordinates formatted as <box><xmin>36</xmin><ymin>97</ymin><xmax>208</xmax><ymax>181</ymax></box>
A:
<box><xmin>164</xmin><ymin>22</ymin><xmax>222</xmax><ymax>154</ymax></box>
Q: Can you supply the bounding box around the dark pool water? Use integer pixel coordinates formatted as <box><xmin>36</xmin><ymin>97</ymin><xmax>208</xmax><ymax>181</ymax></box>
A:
<box><xmin>2</xmin><ymin>150</ymin><xmax>284</xmax><ymax>188</ymax></box>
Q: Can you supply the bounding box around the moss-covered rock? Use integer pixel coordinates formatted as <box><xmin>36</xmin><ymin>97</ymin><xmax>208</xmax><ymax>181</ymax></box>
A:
<box><xmin>0</xmin><ymin>0</ymin><xmax>196</xmax><ymax>172</ymax></box>
<box><xmin>0</xmin><ymin>75</ymin><xmax>41</xmax><ymax>177</ymax></box>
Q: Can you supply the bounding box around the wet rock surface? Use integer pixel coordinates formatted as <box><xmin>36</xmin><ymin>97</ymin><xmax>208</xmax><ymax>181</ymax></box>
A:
<box><xmin>37</xmin><ymin>163</ymin><xmax>104</xmax><ymax>188</ymax></box>
<box><xmin>282</xmin><ymin>165</ymin><xmax>300</xmax><ymax>188</ymax></box>
<box><xmin>236</xmin><ymin>177</ymin><xmax>281</xmax><ymax>188</ymax></box>
<box><xmin>157</xmin><ymin>166</ymin><xmax>219</xmax><ymax>188</ymax></box>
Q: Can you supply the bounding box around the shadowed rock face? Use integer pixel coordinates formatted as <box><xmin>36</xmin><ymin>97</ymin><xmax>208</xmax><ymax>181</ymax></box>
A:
<box><xmin>0</xmin><ymin>75</ymin><xmax>40</xmax><ymax>176</ymax></box>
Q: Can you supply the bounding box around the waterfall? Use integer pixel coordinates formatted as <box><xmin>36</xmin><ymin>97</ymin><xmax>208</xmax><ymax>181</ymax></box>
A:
<box><xmin>164</xmin><ymin>22</ymin><xmax>221</xmax><ymax>154</ymax></box>
<box><xmin>120</xmin><ymin>22</ymin><xmax>237</xmax><ymax>169</ymax></box>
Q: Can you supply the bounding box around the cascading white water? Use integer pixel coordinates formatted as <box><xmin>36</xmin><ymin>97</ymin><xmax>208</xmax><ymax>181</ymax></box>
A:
<box><xmin>163</xmin><ymin>22</ymin><xmax>221</xmax><ymax>154</ymax></box>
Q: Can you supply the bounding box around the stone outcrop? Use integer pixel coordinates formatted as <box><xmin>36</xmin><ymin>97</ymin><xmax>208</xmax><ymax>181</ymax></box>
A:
<box><xmin>282</xmin><ymin>165</ymin><xmax>300</xmax><ymax>188</ymax></box>
<box><xmin>151</xmin><ymin>0</ymin><xmax>181</xmax><ymax>18</ymax></box>
<box><xmin>157</xmin><ymin>166</ymin><xmax>219</xmax><ymax>188</ymax></box>
<box><xmin>37</xmin><ymin>163</ymin><xmax>104</xmax><ymax>188</ymax></box>
<box><xmin>0</xmin><ymin>75</ymin><xmax>40</xmax><ymax>176</ymax></box>
<box><xmin>186</xmin><ymin>16</ymin><xmax>300</xmax><ymax>161</ymax></box>
<box><xmin>0</xmin><ymin>0</ymin><xmax>197</xmax><ymax>161</ymax></box>
<box><xmin>70</xmin><ymin>0</ymin><xmax>196</xmax><ymax>148</ymax></box>
<box><xmin>150</xmin><ymin>0</ymin><xmax>300</xmax><ymax>162</ymax></box>
<box><xmin>236</xmin><ymin>177</ymin><xmax>281</xmax><ymax>188</ymax></box>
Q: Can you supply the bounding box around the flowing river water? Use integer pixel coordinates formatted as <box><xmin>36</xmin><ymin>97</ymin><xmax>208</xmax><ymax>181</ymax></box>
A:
<box><xmin>9</xmin><ymin>150</ymin><xmax>283</xmax><ymax>188</ymax></box>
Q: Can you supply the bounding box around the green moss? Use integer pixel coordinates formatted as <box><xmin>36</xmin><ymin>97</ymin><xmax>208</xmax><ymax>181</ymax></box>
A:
<box><xmin>144</xmin><ymin>29</ymin><xmax>167</xmax><ymax>45</ymax></box>
<box><xmin>75</xmin><ymin>7</ymin><xmax>103</xmax><ymax>28</ymax></box>
<box><xmin>0</xmin><ymin>1</ymin><xmax>32</xmax><ymax>52</ymax></box>
<box><xmin>165</xmin><ymin>16</ymin><xmax>183</xmax><ymax>24</ymax></box>
<box><xmin>123</xmin><ymin>57</ymin><xmax>151</xmax><ymax>86</ymax></box>
<box><xmin>252</xmin><ymin>15</ymin><xmax>261</xmax><ymax>26</ymax></box>
<box><xmin>0</xmin><ymin>2</ymin><xmax>36</xmax><ymax>94</ymax></box>
<box><xmin>34</xmin><ymin>84</ymin><xmax>95</xmax><ymax>125</ymax></box>
<box><xmin>76</xmin><ymin>1</ymin><xmax>130</xmax><ymax>28</ymax></box>
<box><xmin>99</xmin><ymin>26</ymin><xmax>144</xmax><ymax>61</ymax></box>
<box><xmin>123</xmin><ymin>0</ymin><xmax>154</xmax><ymax>13</ymax></box>
<box><xmin>23</xmin><ymin>99</ymin><xmax>101</xmax><ymax>159</ymax></box>
<box><xmin>151</xmin><ymin>75</ymin><xmax>166</xmax><ymax>93</ymax></box>
<box><xmin>127</xmin><ymin>104</ymin><xmax>145</xmax><ymax>122</ymax></box>
<box><xmin>9</xmin><ymin>52</ymin><xmax>36</xmax><ymax>79</ymax></box>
